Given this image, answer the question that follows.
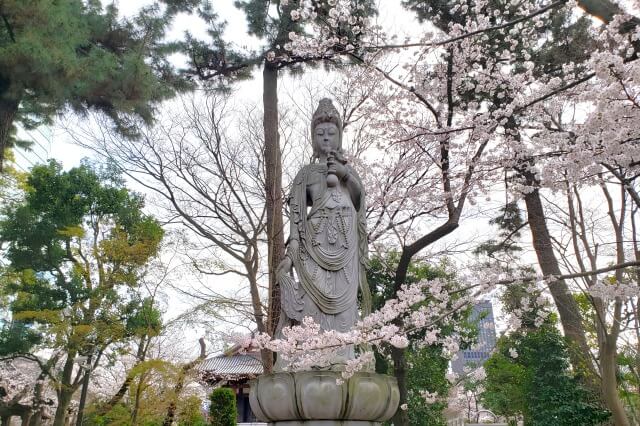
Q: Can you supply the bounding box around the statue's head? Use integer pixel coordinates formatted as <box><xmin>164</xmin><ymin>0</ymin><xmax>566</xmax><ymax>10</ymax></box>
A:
<box><xmin>311</xmin><ymin>98</ymin><xmax>342</xmax><ymax>159</ymax></box>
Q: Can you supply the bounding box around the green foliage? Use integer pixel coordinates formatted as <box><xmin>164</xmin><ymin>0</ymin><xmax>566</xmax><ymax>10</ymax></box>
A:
<box><xmin>482</xmin><ymin>324</ymin><xmax>610</xmax><ymax>426</ymax></box>
<box><xmin>178</xmin><ymin>396</ymin><xmax>207</xmax><ymax>426</ymax></box>
<box><xmin>85</xmin><ymin>357</ymin><xmax>197</xmax><ymax>426</ymax></box>
<box><xmin>498</xmin><ymin>281</ymin><xmax>545</xmax><ymax>329</ymax></box>
<box><xmin>85</xmin><ymin>403</ymin><xmax>133</xmax><ymax>426</ymax></box>
<box><xmin>474</xmin><ymin>202</ymin><xmax>526</xmax><ymax>258</ymax></box>
<box><xmin>89</xmin><ymin>392</ymin><xmax>207</xmax><ymax>426</ymax></box>
<box><xmin>175</xmin><ymin>0</ymin><xmax>377</xmax><ymax>85</ymax></box>
<box><xmin>617</xmin><ymin>349</ymin><xmax>640</xmax><ymax>418</ymax></box>
<box><xmin>209</xmin><ymin>387</ymin><xmax>237</xmax><ymax>426</ymax></box>
<box><xmin>0</xmin><ymin>0</ymin><xmax>190</xmax><ymax>169</ymax></box>
<box><xmin>125</xmin><ymin>298</ymin><xmax>163</xmax><ymax>338</ymax></box>
<box><xmin>367</xmin><ymin>253</ymin><xmax>472</xmax><ymax>426</ymax></box>
<box><xmin>482</xmin><ymin>352</ymin><xmax>527</xmax><ymax>418</ymax></box>
<box><xmin>405</xmin><ymin>345</ymin><xmax>449</xmax><ymax>426</ymax></box>
<box><xmin>0</xmin><ymin>319</ymin><xmax>41</xmax><ymax>355</ymax></box>
<box><xmin>367</xmin><ymin>252</ymin><xmax>454</xmax><ymax>310</ymax></box>
<box><xmin>0</xmin><ymin>159</ymin><xmax>164</xmax><ymax>365</ymax></box>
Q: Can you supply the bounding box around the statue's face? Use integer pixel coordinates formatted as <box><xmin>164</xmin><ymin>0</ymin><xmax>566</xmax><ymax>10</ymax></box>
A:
<box><xmin>313</xmin><ymin>122</ymin><xmax>340</xmax><ymax>156</ymax></box>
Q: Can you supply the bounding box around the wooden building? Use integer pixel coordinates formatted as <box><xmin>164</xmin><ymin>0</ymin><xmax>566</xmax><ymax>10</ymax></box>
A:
<box><xmin>198</xmin><ymin>347</ymin><xmax>264</xmax><ymax>423</ymax></box>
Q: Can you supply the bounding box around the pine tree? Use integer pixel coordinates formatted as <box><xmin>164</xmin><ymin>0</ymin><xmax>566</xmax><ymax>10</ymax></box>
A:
<box><xmin>0</xmin><ymin>0</ymin><xmax>191</xmax><ymax>172</ymax></box>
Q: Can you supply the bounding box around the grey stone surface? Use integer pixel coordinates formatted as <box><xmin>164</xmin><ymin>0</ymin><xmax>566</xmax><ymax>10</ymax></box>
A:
<box><xmin>254</xmin><ymin>100</ymin><xmax>398</xmax><ymax>425</ymax></box>
<box><xmin>269</xmin><ymin>421</ymin><xmax>381</xmax><ymax>426</ymax></box>
<box><xmin>274</xmin><ymin>98</ymin><xmax>371</xmax><ymax>371</ymax></box>
<box><xmin>249</xmin><ymin>371</ymin><xmax>399</xmax><ymax>423</ymax></box>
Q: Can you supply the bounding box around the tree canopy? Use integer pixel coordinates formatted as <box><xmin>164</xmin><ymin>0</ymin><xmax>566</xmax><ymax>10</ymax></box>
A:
<box><xmin>0</xmin><ymin>160</ymin><xmax>164</xmax><ymax>425</ymax></box>
<box><xmin>483</xmin><ymin>321</ymin><xmax>610</xmax><ymax>426</ymax></box>
<box><xmin>0</xmin><ymin>0</ymin><xmax>191</xmax><ymax>171</ymax></box>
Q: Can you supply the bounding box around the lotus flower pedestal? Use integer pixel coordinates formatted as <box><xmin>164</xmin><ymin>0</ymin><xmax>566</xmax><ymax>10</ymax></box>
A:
<box><xmin>249</xmin><ymin>371</ymin><xmax>399</xmax><ymax>425</ymax></box>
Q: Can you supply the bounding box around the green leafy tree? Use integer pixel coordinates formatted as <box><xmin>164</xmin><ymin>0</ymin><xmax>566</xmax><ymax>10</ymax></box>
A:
<box><xmin>482</xmin><ymin>352</ymin><xmax>527</xmax><ymax>422</ymax></box>
<box><xmin>86</xmin><ymin>362</ymin><xmax>208</xmax><ymax>426</ymax></box>
<box><xmin>0</xmin><ymin>318</ymin><xmax>41</xmax><ymax>356</ymax></box>
<box><xmin>482</xmin><ymin>321</ymin><xmax>610</xmax><ymax>426</ymax></box>
<box><xmin>209</xmin><ymin>387</ymin><xmax>237</xmax><ymax>426</ymax></box>
<box><xmin>0</xmin><ymin>0</ymin><xmax>191</xmax><ymax>171</ymax></box>
<box><xmin>404</xmin><ymin>346</ymin><xmax>450</xmax><ymax>426</ymax></box>
<box><xmin>0</xmin><ymin>160</ymin><xmax>164</xmax><ymax>426</ymax></box>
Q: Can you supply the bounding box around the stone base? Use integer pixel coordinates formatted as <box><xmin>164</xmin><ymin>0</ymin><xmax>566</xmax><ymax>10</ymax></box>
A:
<box><xmin>250</xmin><ymin>371</ymin><xmax>399</xmax><ymax>423</ymax></box>
<box><xmin>269</xmin><ymin>421</ymin><xmax>380</xmax><ymax>426</ymax></box>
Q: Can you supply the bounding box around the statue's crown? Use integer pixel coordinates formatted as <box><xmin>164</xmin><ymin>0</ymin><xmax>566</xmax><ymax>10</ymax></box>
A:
<box><xmin>311</xmin><ymin>98</ymin><xmax>342</xmax><ymax>130</ymax></box>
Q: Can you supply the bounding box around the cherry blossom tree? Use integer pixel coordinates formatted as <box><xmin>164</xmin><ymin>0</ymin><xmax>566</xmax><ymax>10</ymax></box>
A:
<box><xmin>0</xmin><ymin>358</ymin><xmax>54</xmax><ymax>426</ymax></box>
<box><xmin>262</xmin><ymin>0</ymin><xmax>640</xmax><ymax>423</ymax></box>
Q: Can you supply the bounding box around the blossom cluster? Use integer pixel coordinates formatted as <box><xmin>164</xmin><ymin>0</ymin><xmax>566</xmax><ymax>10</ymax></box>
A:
<box><xmin>0</xmin><ymin>359</ymin><xmax>46</xmax><ymax>405</ymax></box>
<box><xmin>241</xmin><ymin>266</ymin><xmax>546</xmax><ymax>381</ymax></box>
<box><xmin>282</xmin><ymin>0</ymin><xmax>371</xmax><ymax>58</ymax></box>
<box><xmin>240</xmin><ymin>277</ymin><xmax>475</xmax><ymax>376</ymax></box>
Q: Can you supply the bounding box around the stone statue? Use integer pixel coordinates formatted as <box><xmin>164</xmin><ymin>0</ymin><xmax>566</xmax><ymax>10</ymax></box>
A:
<box><xmin>250</xmin><ymin>100</ymin><xmax>398</xmax><ymax>426</ymax></box>
<box><xmin>275</xmin><ymin>98</ymin><xmax>371</xmax><ymax>370</ymax></box>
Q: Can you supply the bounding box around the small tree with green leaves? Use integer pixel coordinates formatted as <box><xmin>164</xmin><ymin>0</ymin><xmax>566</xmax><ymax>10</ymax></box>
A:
<box><xmin>178</xmin><ymin>396</ymin><xmax>207</xmax><ymax>426</ymax></box>
<box><xmin>209</xmin><ymin>387</ymin><xmax>237</xmax><ymax>426</ymax></box>
<box><xmin>482</xmin><ymin>320</ymin><xmax>610</xmax><ymax>426</ymax></box>
<box><xmin>0</xmin><ymin>160</ymin><xmax>164</xmax><ymax>425</ymax></box>
<box><xmin>482</xmin><ymin>352</ymin><xmax>527</xmax><ymax>423</ymax></box>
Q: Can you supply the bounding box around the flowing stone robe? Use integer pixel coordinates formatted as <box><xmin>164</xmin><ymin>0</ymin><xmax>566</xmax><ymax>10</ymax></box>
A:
<box><xmin>275</xmin><ymin>162</ymin><xmax>371</xmax><ymax>370</ymax></box>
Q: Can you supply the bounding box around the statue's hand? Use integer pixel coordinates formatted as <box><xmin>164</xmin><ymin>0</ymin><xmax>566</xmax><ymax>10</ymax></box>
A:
<box><xmin>333</xmin><ymin>161</ymin><xmax>349</xmax><ymax>180</ymax></box>
<box><xmin>332</xmin><ymin>150</ymin><xmax>348</xmax><ymax>164</ymax></box>
<box><xmin>276</xmin><ymin>256</ymin><xmax>293</xmax><ymax>280</ymax></box>
<box><xmin>277</xmin><ymin>239</ymin><xmax>298</xmax><ymax>279</ymax></box>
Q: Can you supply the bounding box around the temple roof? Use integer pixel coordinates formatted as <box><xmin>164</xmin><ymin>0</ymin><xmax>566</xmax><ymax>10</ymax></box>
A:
<box><xmin>198</xmin><ymin>353</ymin><xmax>264</xmax><ymax>379</ymax></box>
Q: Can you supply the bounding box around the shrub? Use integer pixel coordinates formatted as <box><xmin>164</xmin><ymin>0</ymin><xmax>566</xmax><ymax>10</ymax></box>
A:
<box><xmin>209</xmin><ymin>387</ymin><xmax>237</xmax><ymax>426</ymax></box>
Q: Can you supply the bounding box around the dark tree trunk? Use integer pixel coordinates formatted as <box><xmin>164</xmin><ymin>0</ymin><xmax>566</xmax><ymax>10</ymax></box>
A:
<box><xmin>53</xmin><ymin>390</ymin><xmax>73</xmax><ymax>426</ymax></box>
<box><xmin>521</xmin><ymin>171</ymin><xmax>600</xmax><ymax>390</ymax></box>
<box><xmin>53</xmin><ymin>355</ymin><xmax>76</xmax><ymax>426</ymax></box>
<box><xmin>262</xmin><ymin>61</ymin><xmax>284</xmax><ymax>372</ymax></box>
<box><xmin>600</xmin><ymin>341</ymin><xmax>630</xmax><ymax>426</ymax></box>
<box><xmin>390</xmin><ymin>346</ymin><xmax>408</xmax><ymax>425</ymax></box>
<box><xmin>28</xmin><ymin>371</ymin><xmax>47</xmax><ymax>426</ymax></box>
<box><xmin>0</xmin><ymin>96</ymin><xmax>18</xmax><ymax>173</ymax></box>
<box><xmin>74</xmin><ymin>359</ymin><xmax>91</xmax><ymax>426</ymax></box>
<box><xmin>131</xmin><ymin>375</ymin><xmax>144</xmax><ymax>426</ymax></box>
<box><xmin>21</xmin><ymin>412</ymin><xmax>31</xmax><ymax>426</ymax></box>
<box><xmin>102</xmin><ymin>373</ymin><xmax>134</xmax><ymax>415</ymax></box>
<box><xmin>100</xmin><ymin>371</ymin><xmax>135</xmax><ymax>418</ymax></box>
<box><xmin>28</xmin><ymin>409</ymin><xmax>43</xmax><ymax>426</ymax></box>
<box><xmin>575</xmin><ymin>0</ymin><xmax>628</xmax><ymax>23</ymax></box>
<box><xmin>390</xmin><ymin>221</ymin><xmax>460</xmax><ymax>426</ymax></box>
<box><xmin>98</xmin><ymin>336</ymin><xmax>148</xmax><ymax>417</ymax></box>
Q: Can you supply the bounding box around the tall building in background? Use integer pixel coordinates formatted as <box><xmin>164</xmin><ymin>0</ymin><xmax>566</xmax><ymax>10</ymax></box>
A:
<box><xmin>451</xmin><ymin>299</ymin><xmax>497</xmax><ymax>375</ymax></box>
